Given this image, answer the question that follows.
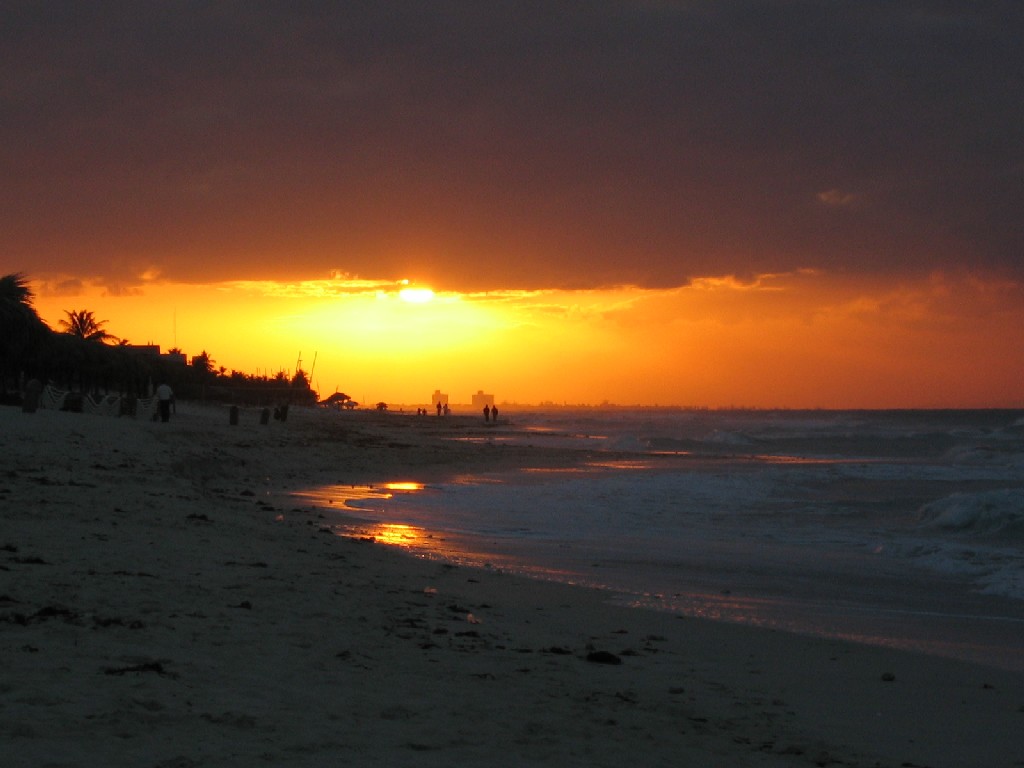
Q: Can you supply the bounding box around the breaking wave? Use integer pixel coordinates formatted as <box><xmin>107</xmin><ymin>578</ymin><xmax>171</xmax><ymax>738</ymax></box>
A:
<box><xmin>918</xmin><ymin>490</ymin><xmax>1024</xmax><ymax>539</ymax></box>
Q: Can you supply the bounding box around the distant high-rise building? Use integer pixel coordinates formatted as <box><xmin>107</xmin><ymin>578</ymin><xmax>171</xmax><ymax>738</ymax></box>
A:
<box><xmin>471</xmin><ymin>390</ymin><xmax>495</xmax><ymax>407</ymax></box>
<box><xmin>431</xmin><ymin>389</ymin><xmax>449</xmax><ymax>406</ymax></box>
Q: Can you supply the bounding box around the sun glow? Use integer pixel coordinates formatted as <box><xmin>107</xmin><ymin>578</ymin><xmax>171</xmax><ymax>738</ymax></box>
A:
<box><xmin>27</xmin><ymin>270</ymin><xmax>1024</xmax><ymax>408</ymax></box>
<box><xmin>399</xmin><ymin>287</ymin><xmax>435</xmax><ymax>303</ymax></box>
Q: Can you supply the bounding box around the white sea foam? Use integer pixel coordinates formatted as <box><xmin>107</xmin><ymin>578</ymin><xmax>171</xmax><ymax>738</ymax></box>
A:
<box><xmin>917</xmin><ymin>489</ymin><xmax>1024</xmax><ymax>538</ymax></box>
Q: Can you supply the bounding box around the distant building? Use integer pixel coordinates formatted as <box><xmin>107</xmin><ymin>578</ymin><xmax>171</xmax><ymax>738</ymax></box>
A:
<box><xmin>431</xmin><ymin>390</ymin><xmax>449</xmax><ymax>406</ymax></box>
<box><xmin>124</xmin><ymin>344</ymin><xmax>186</xmax><ymax>365</ymax></box>
<box><xmin>471</xmin><ymin>390</ymin><xmax>495</xmax><ymax>407</ymax></box>
<box><xmin>125</xmin><ymin>344</ymin><xmax>161</xmax><ymax>356</ymax></box>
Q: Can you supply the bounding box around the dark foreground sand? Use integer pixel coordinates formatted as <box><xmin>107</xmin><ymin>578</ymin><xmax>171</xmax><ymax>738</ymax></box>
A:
<box><xmin>2</xmin><ymin>403</ymin><xmax>1022</xmax><ymax>767</ymax></box>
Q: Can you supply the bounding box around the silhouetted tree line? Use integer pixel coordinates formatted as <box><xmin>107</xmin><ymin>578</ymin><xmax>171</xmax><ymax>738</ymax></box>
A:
<box><xmin>0</xmin><ymin>273</ymin><xmax>316</xmax><ymax>408</ymax></box>
<box><xmin>202</xmin><ymin>366</ymin><xmax>317</xmax><ymax>406</ymax></box>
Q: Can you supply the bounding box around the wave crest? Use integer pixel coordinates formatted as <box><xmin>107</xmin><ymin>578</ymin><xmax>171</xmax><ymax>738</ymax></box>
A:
<box><xmin>918</xmin><ymin>490</ymin><xmax>1024</xmax><ymax>539</ymax></box>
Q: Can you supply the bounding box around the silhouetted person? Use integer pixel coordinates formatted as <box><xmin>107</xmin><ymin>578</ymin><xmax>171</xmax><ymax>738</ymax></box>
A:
<box><xmin>483</xmin><ymin>404</ymin><xmax>491</xmax><ymax>422</ymax></box>
<box><xmin>22</xmin><ymin>378</ymin><xmax>42</xmax><ymax>413</ymax></box>
<box><xmin>491</xmin><ymin>405</ymin><xmax>499</xmax><ymax>422</ymax></box>
<box><xmin>436</xmin><ymin>402</ymin><xmax>442</xmax><ymax>416</ymax></box>
<box><xmin>156</xmin><ymin>383</ymin><xmax>173</xmax><ymax>423</ymax></box>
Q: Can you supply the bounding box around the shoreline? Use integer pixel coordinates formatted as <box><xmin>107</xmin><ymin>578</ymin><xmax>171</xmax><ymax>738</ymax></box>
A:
<box><xmin>3</xmin><ymin>402</ymin><xmax>1023</xmax><ymax>767</ymax></box>
<box><xmin>307</xmin><ymin>489</ymin><xmax>1024</xmax><ymax>676</ymax></box>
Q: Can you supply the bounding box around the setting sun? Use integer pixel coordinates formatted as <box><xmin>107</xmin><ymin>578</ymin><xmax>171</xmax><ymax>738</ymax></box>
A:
<box><xmin>399</xmin><ymin>288</ymin><xmax>435</xmax><ymax>304</ymax></box>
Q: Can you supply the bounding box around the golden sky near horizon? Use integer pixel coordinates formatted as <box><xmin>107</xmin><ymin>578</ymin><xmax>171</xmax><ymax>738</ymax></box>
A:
<box><xmin>5</xmin><ymin>4</ymin><xmax>1024</xmax><ymax>407</ymax></box>
<box><xmin>29</xmin><ymin>270</ymin><xmax>1024</xmax><ymax>408</ymax></box>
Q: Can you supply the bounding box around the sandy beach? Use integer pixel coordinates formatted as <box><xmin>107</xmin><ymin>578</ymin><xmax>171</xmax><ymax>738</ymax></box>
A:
<box><xmin>2</xmin><ymin>402</ymin><xmax>1022</xmax><ymax>768</ymax></box>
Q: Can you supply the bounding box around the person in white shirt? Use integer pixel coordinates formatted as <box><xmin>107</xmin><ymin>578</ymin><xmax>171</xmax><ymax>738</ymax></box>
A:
<box><xmin>156</xmin><ymin>383</ymin><xmax>173</xmax><ymax>423</ymax></box>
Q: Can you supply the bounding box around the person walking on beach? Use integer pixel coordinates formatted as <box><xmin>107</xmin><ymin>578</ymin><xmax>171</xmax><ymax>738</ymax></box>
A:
<box><xmin>483</xmin><ymin>404</ymin><xmax>491</xmax><ymax>422</ymax></box>
<box><xmin>156</xmin><ymin>383</ymin><xmax>174</xmax><ymax>423</ymax></box>
<box><xmin>491</xmin><ymin>405</ymin><xmax>499</xmax><ymax>422</ymax></box>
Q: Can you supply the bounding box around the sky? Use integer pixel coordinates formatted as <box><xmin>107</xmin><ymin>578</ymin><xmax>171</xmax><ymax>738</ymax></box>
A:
<box><xmin>3</xmin><ymin>1</ymin><xmax>1023</xmax><ymax>407</ymax></box>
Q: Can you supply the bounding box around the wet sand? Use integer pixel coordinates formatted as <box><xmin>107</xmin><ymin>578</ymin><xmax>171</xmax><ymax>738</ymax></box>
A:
<box><xmin>2</xmin><ymin>402</ymin><xmax>1022</xmax><ymax>767</ymax></box>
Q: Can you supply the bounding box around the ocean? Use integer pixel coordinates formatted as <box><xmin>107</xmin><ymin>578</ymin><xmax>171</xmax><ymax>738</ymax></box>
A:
<box><xmin>299</xmin><ymin>409</ymin><xmax>1024</xmax><ymax>671</ymax></box>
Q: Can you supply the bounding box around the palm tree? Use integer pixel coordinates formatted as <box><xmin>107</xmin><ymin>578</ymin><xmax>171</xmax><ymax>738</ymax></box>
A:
<box><xmin>1</xmin><ymin>273</ymin><xmax>46</xmax><ymax>334</ymax></box>
<box><xmin>0</xmin><ymin>272</ymin><xmax>35</xmax><ymax>307</ymax></box>
<box><xmin>0</xmin><ymin>272</ymin><xmax>51</xmax><ymax>394</ymax></box>
<box><xmin>191</xmin><ymin>350</ymin><xmax>215</xmax><ymax>376</ymax></box>
<box><xmin>59</xmin><ymin>309</ymin><xmax>118</xmax><ymax>343</ymax></box>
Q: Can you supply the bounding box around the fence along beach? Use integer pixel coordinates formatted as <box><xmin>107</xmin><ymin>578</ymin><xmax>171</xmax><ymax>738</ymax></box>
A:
<box><xmin>2</xmin><ymin>401</ymin><xmax>1022</xmax><ymax>767</ymax></box>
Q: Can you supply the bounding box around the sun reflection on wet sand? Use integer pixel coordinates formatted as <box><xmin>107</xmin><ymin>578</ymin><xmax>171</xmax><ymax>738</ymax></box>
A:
<box><xmin>584</xmin><ymin>458</ymin><xmax>668</xmax><ymax>470</ymax></box>
<box><xmin>293</xmin><ymin>481</ymin><xmax>426</xmax><ymax>506</ymax></box>
<box><xmin>383</xmin><ymin>481</ymin><xmax>425</xmax><ymax>491</ymax></box>
<box><xmin>294</xmin><ymin>482</ymin><xmax>513</xmax><ymax>567</ymax></box>
<box><xmin>333</xmin><ymin>519</ymin><xmax>570</xmax><ymax>578</ymax></box>
<box><xmin>292</xmin><ymin>482</ymin><xmax>592</xmax><ymax>580</ymax></box>
<box><xmin>364</xmin><ymin>523</ymin><xmax>422</xmax><ymax>546</ymax></box>
<box><xmin>292</xmin><ymin>483</ymin><xmax>396</xmax><ymax>506</ymax></box>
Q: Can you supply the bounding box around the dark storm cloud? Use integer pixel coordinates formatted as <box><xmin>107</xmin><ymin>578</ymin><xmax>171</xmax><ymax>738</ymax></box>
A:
<box><xmin>2</xmin><ymin>1</ymin><xmax>1022</xmax><ymax>289</ymax></box>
